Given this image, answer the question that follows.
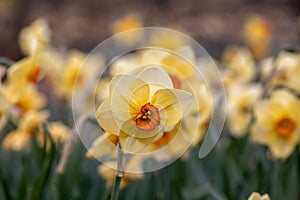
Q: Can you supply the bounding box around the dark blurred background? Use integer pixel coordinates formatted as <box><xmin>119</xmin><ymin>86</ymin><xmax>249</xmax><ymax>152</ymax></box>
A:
<box><xmin>0</xmin><ymin>0</ymin><xmax>299</xmax><ymax>60</ymax></box>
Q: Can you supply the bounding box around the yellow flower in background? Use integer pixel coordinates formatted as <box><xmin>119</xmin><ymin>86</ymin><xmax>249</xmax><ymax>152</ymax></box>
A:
<box><xmin>48</xmin><ymin>121</ymin><xmax>71</xmax><ymax>143</ymax></box>
<box><xmin>160</xmin><ymin>46</ymin><xmax>196</xmax><ymax>80</ymax></box>
<box><xmin>54</xmin><ymin>50</ymin><xmax>100</xmax><ymax>103</ymax></box>
<box><xmin>19</xmin><ymin>18</ymin><xmax>51</xmax><ymax>56</ymax></box>
<box><xmin>270</xmin><ymin>51</ymin><xmax>300</xmax><ymax>92</ymax></box>
<box><xmin>227</xmin><ymin>84</ymin><xmax>262</xmax><ymax>137</ymax></box>
<box><xmin>96</xmin><ymin>66</ymin><xmax>192</xmax><ymax>153</ymax></box>
<box><xmin>109</xmin><ymin>54</ymin><xmax>143</xmax><ymax>76</ymax></box>
<box><xmin>222</xmin><ymin>46</ymin><xmax>256</xmax><ymax>85</ymax></box>
<box><xmin>243</xmin><ymin>16</ymin><xmax>272</xmax><ymax>58</ymax></box>
<box><xmin>148</xmin><ymin>29</ymin><xmax>187</xmax><ymax>50</ymax></box>
<box><xmin>7</xmin><ymin>84</ymin><xmax>46</xmax><ymax>116</ymax></box>
<box><xmin>248</xmin><ymin>192</ymin><xmax>270</xmax><ymax>200</ymax></box>
<box><xmin>2</xmin><ymin>110</ymin><xmax>49</xmax><ymax>151</ymax></box>
<box><xmin>112</xmin><ymin>13</ymin><xmax>142</xmax><ymax>33</ymax></box>
<box><xmin>251</xmin><ymin>89</ymin><xmax>300</xmax><ymax>159</ymax></box>
<box><xmin>111</xmin><ymin>13</ymin><xmax>143</xmax><ymax>46</ymax></box>
<box><xmin>7</xmin><ymin>56</ymin><xmax>43</xmax><ymax>87</ymax></box>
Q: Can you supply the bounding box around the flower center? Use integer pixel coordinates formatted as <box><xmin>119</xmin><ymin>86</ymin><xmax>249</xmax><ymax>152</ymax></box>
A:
<box><xmin>275</xmin><ymin>117</ymin><xmax>295</xmax><ymax>137</ymax></box>
<box><xmin>136</xmin><ymin>103</ymin><xmax>160</xmax><ymax>131</ymax></box>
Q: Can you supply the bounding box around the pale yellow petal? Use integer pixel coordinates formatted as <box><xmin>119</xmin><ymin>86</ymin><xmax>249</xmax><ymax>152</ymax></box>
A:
<box><xmin>110</xmin><ymin>74</ymin><xmax>148</xmax><ymax>121</ymax></box>
<box><xmin>95</xmin><ymin>100</ymin><xmax>120</xmax><ymax>135</ymax></box>
<box><xmin>137</xmin><ymin>66</ymin><xmax>173</xmax><ymax>89</ymax></box>
<box><xmin>137</xmin><ymin>66</ymin><xmax>173</xmax><ymax>97</ymax></box>
<box><xmin>269</xmin><ymin>140</ymin><xmax>296</xmax><ymax>159</ymax></box>
<box><xmin>87</xmin><ymin>133</ymin><xmax>116</xmax><ymax>159</ymax></box>
<box><xmin>151</xmin><ymin>89</ymin><xmax>192</xmax><ymax>127</ymax></box>
<box><xmin>119</xmin><ymin>130</ymin><xmax>163</xmax><ymax>153</ymax></box>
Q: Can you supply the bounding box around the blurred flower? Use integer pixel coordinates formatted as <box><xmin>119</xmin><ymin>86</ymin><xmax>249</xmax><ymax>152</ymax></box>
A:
<box><xmin>96</xmin><ymin>66</ymin><xmax>192</xmax><ymax>153</ymax></box>
<box><xmin>19</xmin><ymin>18</ymin><xmax>51</xmax><ymax>56</ymax></box>
<box><xmin>6</xmin><ymin>84</ymin><xmax>47</xmax><ymax>116</ymax></box>
<box><xmin>258</xmin><ymin>56</ymin><xmax>273</xmax><ymax>81</ymax></box>
<box><xmin>148</xmin><ymin>29</ymin><xmax>187</xmax><ymax>50</ymax></box>
<box><xmin>270</xmin><ymin>51</ymin><xmax>300</xmax><ymax>92</ymax></box>
<box><xmin>251</xmin><ymin>89</ymin><xmax>300</xmax><ymax>159</ymax></box>
<box><xmin>222</xmin><ymin>46</ymin><xmax>256</xmax><ymax>86</ymax></box>
<box><xmin>227</xmin><ymin>84</ymin><xmax>262</xmax><ymax>137</ymax></box>
<box><xmin>248</xmin><ymin>192</ymin><xmax>270</xmax><ymax>200</ymax></box>
<box><xmin>109</xmin><ymin>54</ymin><xmax>142</xmax><ymax>76</ymax></box>
<box><xmin>48</xmin><ymin>121</ymin><xmax>71</xmax><ymax>143</ymax></box>
<box><xmin>243</xmin><ymin>16</ymin><xmax>272</xmax><ymax>59</ymax></box>
<box><xmin>111</xmin><ymin>13</ymin><xmax>143</xmax><ymax>46</ymax></box>
<box><xmin>53</xmin><ymin>50</ymin><xmax>100</xmax><ymax>103</ymax></box>
<box><xmin>7</xmin><ymin>56</ymin><xmax>43</xmax><ymax>86</ymax></box>
<box><xmin>2</xmin><ymin>110</ymin><xmax>49</xmax><ymax>151</ymax></box>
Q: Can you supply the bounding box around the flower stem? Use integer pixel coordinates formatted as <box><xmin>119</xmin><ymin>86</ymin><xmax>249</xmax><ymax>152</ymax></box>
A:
<box><xmin>110</xmin><ymin>142</ymin><xmax>123</xmax><ymax>200</ymax></box>
<box><xmin>110</xmin><ymin>174</ymin><xmax>122</xmax><ymax>200</ymax></box>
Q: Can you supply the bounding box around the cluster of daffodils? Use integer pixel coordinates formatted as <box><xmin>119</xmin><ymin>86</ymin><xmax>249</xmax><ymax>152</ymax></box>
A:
<box><xmin>0</xmin><ymin>18</ymin><xmax>103</xmax><ymax>151</ymax></box>
<box><xmin>223</xmin><ymin>16</ymin><xmax>300</xmax><ymax>160</ymax></box>
<box><xmin>1</xmin><ymin>14</ymin><xmax>300</xmax><ymax>196</ymax></box>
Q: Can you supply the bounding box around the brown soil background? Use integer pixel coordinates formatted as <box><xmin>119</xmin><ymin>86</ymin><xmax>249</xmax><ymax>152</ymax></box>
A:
<box><xmin>0</xmin><ymin>0</ymin><xmax>299</xmax><ymax>60</ymax></box>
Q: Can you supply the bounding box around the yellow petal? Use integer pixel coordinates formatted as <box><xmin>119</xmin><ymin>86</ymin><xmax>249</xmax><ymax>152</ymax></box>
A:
<box><xmin>110</xmin><ymin>74</ymin><xmax>149</xmax><ymax>121</ymax></box>
<box><xmin>20</xmin><ymin>110</ymin><xmax>49</xmax><ymax>133</ymax></box>
<box><xmin>269</xmin><ymin>140</ymin><xmax>296</xmax><ymax>159</ymax></box>
<box><xmin>96</xmin><ymin>100</ymin><xmax>120</xmax><ymax>135</ymax></box>
<box><xmin>119</xmin><ymin>130</ymin><xmax>163</xmax><ymax>153</ymax></box>
<box><xmin>137</xmin><ymin>66</ymin><xmax>173</xmax><ymax>96</ymax></box>
<box><xmin>151</xmin><ymin>89</ymin><xmax>192</xmax><ymax>127</ymax></box>
<box><xmin>87</xmin><ymin>133</ymin><xmax>117</xmax><ymax>159</ymax></box>
<box><xmin>2</xmin><ymin>130</ymin><xmax>31</xmax><ymax>151</ymax></box>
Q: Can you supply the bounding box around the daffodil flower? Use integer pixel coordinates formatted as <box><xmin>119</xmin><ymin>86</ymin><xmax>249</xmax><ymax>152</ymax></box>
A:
<box><xmin>2</xmin><ymin>110</ymin><xmax>49</xmax><ymax>151</ymax></box>
<box><xmin>227</xmin><ymin>84</ymin><xmax>262</xmax><ymax>137</ymax></box>
<box><xmin>248</xmin><ymin>192</ymin><xmax>270</xmax><ymax>200</ymax></box>
<box><xmin>19</xmin><ymin>18</ymin><xmax>51</xmax><ymax>56</ymax></box>
<box><xmin>96</xmin><ymin>66</ymin><xmax>192</xmax><ymax>153</ymax></box>
<box><xmin>251</xmin><ymin>89</ymin><xmax>300</xmax><ymax>159</ymax></box>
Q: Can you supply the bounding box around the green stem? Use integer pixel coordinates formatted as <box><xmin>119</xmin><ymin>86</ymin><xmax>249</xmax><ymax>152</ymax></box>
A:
<box><xmin>110</xmin><ymin>142</ymin><xmax>123</xmax><ymax>200</ymax></box>
<box><xmin>110</xmin><ymin>174</ymin><xmax>122</xmax><ymax>200</ymax></box>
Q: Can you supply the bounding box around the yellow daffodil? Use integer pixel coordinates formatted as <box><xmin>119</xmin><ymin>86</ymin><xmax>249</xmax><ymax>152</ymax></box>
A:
<box><xmin>251</xmin><ymin>89</ymin><xmax>300</xmax><ymax>159</ymax></box>
<box><xmin>48</xmin><ymin>121</ymin><xmax>71</xmax><ymax>143</ymax></box>
<box><xmin>227</xmin><ymin>84</ymin><xmax>262</xmax><ymax>137</ymax></box>
<box><xmin>222</xmin><ymin>46</ymin><xmax>256</xmax><ymax>85</ymax></box>
<box><xmin>54</xmin><ymin>50</ymin><xmax>100</xmax><ymax>103</ymax></box>
<box><xmin>270</xmin><ymin>51</ymin><xmax>300</xmax><ymax>92</ymax></box>
<box><xmin>19</xmin><ymin>18</ymin><xmax>51</xmax><ymax>56</ymax></box>
<box><xmin>96</xmin><ymin>66</ymin><xmax>192</xmax><ymax>153</ymax></box>
<box><xmin>243</xmin><ymin>16</ymin><xmax>272</xmax><ymax>58</ymax></box>
<box><xmin>109</xmin><ymin>54</ymin><xmax>143</xmax><ymax>76</ymax></box>
<box><xmin>7</xmin><ymin>84</ymin><xmax>46</xmax><ymax>116</ymax></box>
<box><xmin>7</xmin><ymin>56</ymin><xmax>43</xmax><ymax>87</ymax></box>
<box><xmin>2</xmin><ymin>110</ymin><xmax>49</xmax><ymax>151</ymax></box>
<box><xmin>248</xmin><ymin>192</ymin><xmax>270</xmax><ymax>200</ymax></box>
<box><xmin>148</xmin><ymin>29</ymin><xmax>187</xmax><ymax>50</ymax></box>
<box><xmin>112</xmin><ymin>13</ymin><xmax>142</xmax><ymax>33</ymax></box>
<box><xmin>111</xmin><ymin>13</ymin><xmax>143</xmax><ymax>46</ymax></box>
